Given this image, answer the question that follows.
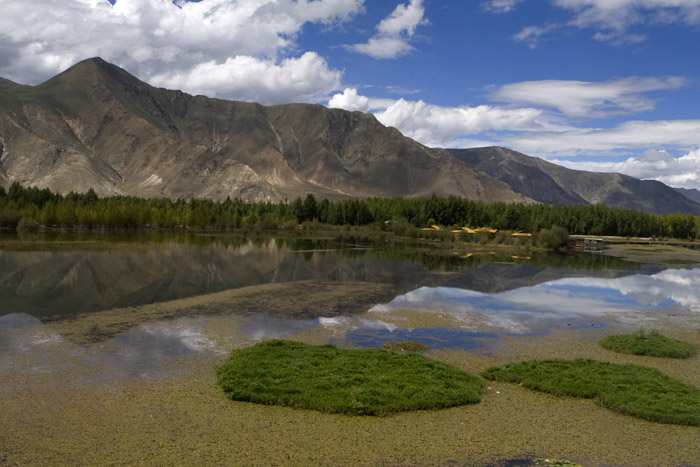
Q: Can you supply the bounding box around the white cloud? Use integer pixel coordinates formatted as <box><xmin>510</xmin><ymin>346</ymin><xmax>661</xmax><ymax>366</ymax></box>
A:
<box><xmin>150</xmin><ymin>52</ymin><xmax>341</xmax><ymax>104</ymax></box>
<box><xmin>482</xmin><ymin>0</ymin><xmax>525</xmax><ymax>14</ymax></box>
<box><xmin>373</xmin><ymin>98</ymin><xmax>557</xmax><ymax>148</ymax></box>
<box><xmin>506</xmin><ymin>119</ymin><xmax>700</xmax><ymax>156</ymax></box>
<box><xmin>551</xmin><ymin>148</ymin><xmax>700</xmax><ymax>189</ymax></box>
<box><xmin>490</xmin><ymin>76</ymin><xmax>689</xmax><ymax>119</ymax></box>
<box><xmin>553</xmin><ymin>0</ymin><xmax>700</xmax><ymax>42</ymax></box>
<box><xmin>0</xmin><ymin>0</ymin><xmax>364</xmax><ymax>103</ymax></box>
<box><xmin>513</xmin><ymin>24</ymin><xmax>560</xmax><ymax>48</ymax></box>
<box><xmin>328</xmin><ymin>88</ymin><xmax>396</xmax><ymax>112</ymax></box>
<box><xmin>346</xmin><ymin>0</ymin><xmax>427</xmax><ymax>59</ymax></box>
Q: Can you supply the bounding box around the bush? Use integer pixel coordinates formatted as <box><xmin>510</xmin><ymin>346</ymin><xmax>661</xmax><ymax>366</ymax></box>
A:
<box><xmin>16</xmin><ymin>216</ymin><xmax>40</xmax><ymax>232</ymax></box>
<box><xmin>537</xmin><ymin>226</ymin><xmax>569</xmax><ymax>250</ymax></box>
<box><xmin>218</xmin><ymin>340</ymin><xmax>481</xmax><ymax>416</ymax></box>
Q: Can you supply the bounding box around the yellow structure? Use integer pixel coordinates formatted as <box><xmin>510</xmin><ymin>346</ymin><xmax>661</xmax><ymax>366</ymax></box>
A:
<box><xmin>511</xmin><ymin>230</ymin><xmax>532</xmax><ymax>244</ymax></box>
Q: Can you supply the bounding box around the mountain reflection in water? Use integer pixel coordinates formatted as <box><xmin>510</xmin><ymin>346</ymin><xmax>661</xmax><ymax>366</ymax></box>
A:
<box><xmin>1</xmin><ymin>234</ymin><xmax>697</xmax><ymax>362</ymax></box>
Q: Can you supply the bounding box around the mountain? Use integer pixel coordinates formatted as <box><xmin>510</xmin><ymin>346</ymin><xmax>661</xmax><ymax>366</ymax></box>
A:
<box><xmin>675</xmin><ymin>187</ymin><xmax>700</xmax><ymax>204</ymax></box>
<box><xmin>0</xmin><ymin>58</ymin><xmax>529</xmax><ymax>204</ymax></box>
<box><xmin>449</xmin><ymin>146</ymin><xmax>700</xmax><ymax>215</ymax></box>
<box><xmin>2</xmin><ymin>58</ymin><xmax>697</xmax><ymax>214</ymax></box>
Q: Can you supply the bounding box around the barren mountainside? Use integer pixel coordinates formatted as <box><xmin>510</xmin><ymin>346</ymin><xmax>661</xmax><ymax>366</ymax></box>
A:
<box><xmin>449</xmin><ymin>147</ymin><xmax>700</xmax><ymax>215</ymax></box>
<box><xmin>1</xmin><ymin>58</ymin><xmax>698</xmax><ymax>214</ymax></box>
<box><xmin>0</xmin><ymin>58</ymin><xmax>528</xmax><ymax>204</ymax></box>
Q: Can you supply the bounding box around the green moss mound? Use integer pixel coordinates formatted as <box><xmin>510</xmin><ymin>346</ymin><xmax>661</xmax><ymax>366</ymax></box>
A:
<box><xmin>217</xmin><ymin>340</ymin><xmax>481</xmax><ymax>416</ymax></box>
<box><xmin>482</xmin><ymin>359</ymin><xmax>700</xmax><ymax>426</ymax></box>
<box><xmin>600</xmin><ymin>330</ymin><xmax>694</xmax><ymax>358</ymax></box>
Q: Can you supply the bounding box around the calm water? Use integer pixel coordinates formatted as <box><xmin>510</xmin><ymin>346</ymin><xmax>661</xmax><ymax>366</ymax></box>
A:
<box><xmin>1</xmin><ymin>233</ymin><xmax>698</xmax><ymax>381</ymax></box>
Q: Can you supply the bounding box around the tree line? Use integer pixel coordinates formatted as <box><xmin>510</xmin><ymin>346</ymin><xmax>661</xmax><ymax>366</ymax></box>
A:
<box><xmin>1</xmin><ymin>182</ymin><xmax>699</xmax><ymax>240</ymax></box>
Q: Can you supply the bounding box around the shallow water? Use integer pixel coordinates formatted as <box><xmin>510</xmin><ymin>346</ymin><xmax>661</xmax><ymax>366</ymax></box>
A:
<box><xmin>0</xmin><ymin>233</ymin><xmax>696</xmax><ymax>381</ymax></box>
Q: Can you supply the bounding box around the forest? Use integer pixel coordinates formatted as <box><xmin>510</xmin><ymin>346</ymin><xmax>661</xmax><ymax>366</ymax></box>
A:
<box><xmin>1</xmin><ymin>182</ymin><xmax>699</xmax><ymax>240</ymax></box>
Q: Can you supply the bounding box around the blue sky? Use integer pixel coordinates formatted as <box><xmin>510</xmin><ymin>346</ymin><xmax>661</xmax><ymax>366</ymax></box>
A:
<box><xmin>1</xmin><ymin>0</ymin><xmax>699</xmax><ymax>188</ymax></box>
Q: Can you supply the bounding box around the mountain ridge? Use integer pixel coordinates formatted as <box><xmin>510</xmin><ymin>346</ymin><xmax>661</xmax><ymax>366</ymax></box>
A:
<box><xmin>1</xmin><ymin>57</ymin><xmax>698</xmax><ymax>215</ymax></box>
<box><xmin>449</xmin><ymin>147</ymin><xmax>700</xmax><ymax>215</ymax></box>
<box><xmin>0</xmin><ymin>57</ymin><xmax>529</xmax><ymax>204</ymax></box>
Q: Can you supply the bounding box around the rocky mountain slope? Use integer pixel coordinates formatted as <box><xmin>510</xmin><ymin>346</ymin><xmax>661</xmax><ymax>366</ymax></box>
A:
<box><xmin>0</xmin><ymin>58</ymin><xmax>528</xmax><ymax>204</ymax></box>
<box><xmin>2</xmin><ymin>58</ymin><xmax>698</xmax><ymax>214</ymax></box>
<box><xmin>449</xmin><ymin>147</ymin><xmax>700</xmax><ymax>215</ymax></box>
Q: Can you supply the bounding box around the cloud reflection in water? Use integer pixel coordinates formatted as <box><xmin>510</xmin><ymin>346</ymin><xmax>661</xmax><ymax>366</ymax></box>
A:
<box><xmin>371</xmin><ymin>267</ymin><xmax>700</xmax><ymax>333</ymax></box>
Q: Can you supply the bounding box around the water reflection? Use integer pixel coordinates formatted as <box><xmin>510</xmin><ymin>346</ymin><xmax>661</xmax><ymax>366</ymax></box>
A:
<box><xmin>347</xmin><ymin>327</ymin><xmax>501</xmax><ymax>350</ymax></box>
<box><xmin>371</xmin><ymin>267</ymin><xmax>700</xmax><ymax>333</ymax></box>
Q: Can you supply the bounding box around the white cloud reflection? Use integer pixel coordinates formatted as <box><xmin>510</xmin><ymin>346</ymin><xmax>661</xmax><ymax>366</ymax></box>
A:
<box><xmin>371</xmin><ymin>267</ymin><xmax>700</xmax><ymax>333</ymax></box>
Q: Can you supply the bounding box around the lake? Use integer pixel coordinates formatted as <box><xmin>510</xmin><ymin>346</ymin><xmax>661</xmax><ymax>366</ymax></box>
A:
<box><xmin>1</xmin><ymin>232</ymin><xmax>696</xmax><ymax>379</ymax></box>
<box><xmin>2</xmin><ymin>232</ymin><xmax>700</xmax><ymax>465</ymax></box>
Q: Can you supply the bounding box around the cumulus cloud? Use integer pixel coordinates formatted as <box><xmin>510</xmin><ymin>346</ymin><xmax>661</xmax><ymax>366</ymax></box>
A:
<box><xmin>328</xmin><ymin>88</ymin><xmax>396</xmax><ymax>112</ymax></box>
<box><xmin>150</xmin><ymin>52</ymin><xmax>341</xmax><ymax>105</ymax></box>
<box><xmin>328</xmin><ymin>89</ymin><xmax>562</xmax><ymax>147</ymax></box>
<box><xmin>374</xmin><ymin>99</ymin><xmax>556</xmax><ymax>147</ymax></box>
<box><xmin>346</xmin><ymin>0</ymin><xmax>428</xmax><ymax>59</ymax></box>
<box><xmin>490</xmin><ymin>76</ymin><xmax>689</xmax><ymax>119</ymax></box>
<box><xmin>551</xmin><ymin>148</ymin><xmax>700</xmax><ymax>189</ymax></box>
<box><xmin>0</xmin><ymin>0</ymin><xmax>364</xmax><ymax>103</ymax></box>
<box><xmin>553</xmin><ymin>0</ymin><xmax>700</xmax><ymax>43</ymax></box>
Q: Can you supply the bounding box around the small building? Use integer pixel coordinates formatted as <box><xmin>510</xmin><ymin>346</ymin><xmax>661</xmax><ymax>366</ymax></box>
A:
<box><xmin>511</xmin><ymin>230</ymin><xmax>532</xmax><ymax>243</ymax></box>
<box><xmin>583</xmin><ymin>238</ymin><xmax>605</xmax><ymax>251</ymax></box>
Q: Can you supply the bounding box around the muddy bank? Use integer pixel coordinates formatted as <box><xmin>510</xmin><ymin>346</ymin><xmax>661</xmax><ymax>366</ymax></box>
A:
<box><xmin>48</xmin><ymin>280</ymin><xmax>395</xmax><ymax>345</ymax></box>
<box><xmin>601</xmin><ymin>241</ymin><xmax>700</xmax><ymax>265</ymax></box>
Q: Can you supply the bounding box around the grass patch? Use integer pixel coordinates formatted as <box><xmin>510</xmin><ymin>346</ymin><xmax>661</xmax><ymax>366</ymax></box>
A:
<box><xmin>600</xmin><ymin>330</ymin><xmax>694</xmax><ymax>358</ymax></box>
<box><xmin>381</xmin><ymin>341</ymin><xmax>429</xmax><ymax>352</ymax></box>
<box><xmin>217</xmin><ymin>340</ymin><xmax>481</xmax><ymax>416</ymax></box>
<box><xmin>482</xmin><ymin>359</ymin><xmax>700</xmax><ymax>426</ymax></box>
<box><xmin>625</xmin><ymin>247</ymin><xmax>673</xmax><ymax>252</ymax></box>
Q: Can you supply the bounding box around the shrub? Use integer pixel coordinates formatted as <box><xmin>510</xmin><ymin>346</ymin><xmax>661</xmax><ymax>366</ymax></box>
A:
<box><xmin>16</xmin><ymin>216</ymin><xmax>40</xmax><ymax>232</ymax></box>
<box><xmin>537</xmin><ymin>226</ymin><xmax>569</xmax><ymax>250</ymax></box>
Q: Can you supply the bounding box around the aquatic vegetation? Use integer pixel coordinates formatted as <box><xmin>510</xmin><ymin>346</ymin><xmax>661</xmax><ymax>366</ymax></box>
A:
<box><xmin>217</xmin><ymin>340</ymin><xmax>481</xmax><ymax>416</ymax></box>
<box><xmin>381</xmin><ymin>341</ymin><xmax>429</xmax><ymax>352</ymax></box>
<box><xmin>482</xmin><ymin>359</ymin><xmax>700</xmax><ymax>426</ymax></box>
<box><xmin>600</xmin><ymin>330</ymin><xmax>694</xmax><ymax>358</ymax></box>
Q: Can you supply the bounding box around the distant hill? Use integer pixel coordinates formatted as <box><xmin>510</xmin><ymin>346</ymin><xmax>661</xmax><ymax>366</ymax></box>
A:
<box><xmin>0</xmin><ymin>58</ymin><xmax>528</xmax><ymax>204</ymax></box>
<box><xmin>0</xmin><ymin>77</ymin><xmax>24</xmax><ymax>89</ymax></box>
<box><xmin>449</xmin><ymin>147</ymin><xmax>700</xmax><ymax>215</ymax></box>
<box><xmin>675</xmin><ymin>187</ymin><xmax>700</xmax><ymax>204</ymax></box>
